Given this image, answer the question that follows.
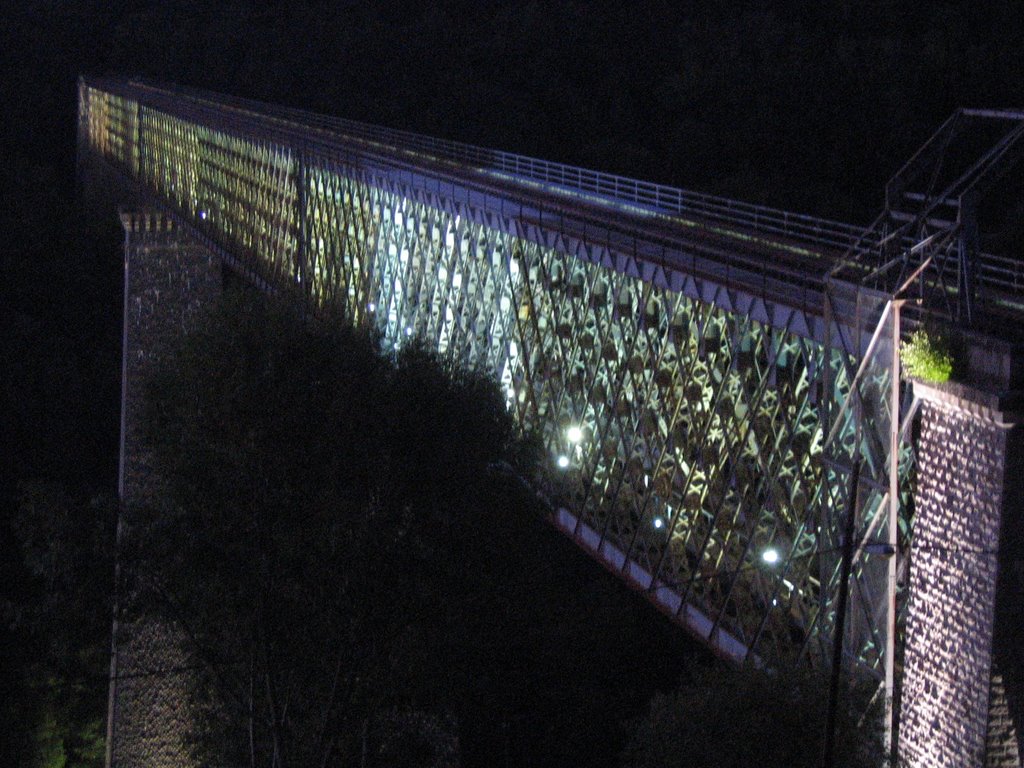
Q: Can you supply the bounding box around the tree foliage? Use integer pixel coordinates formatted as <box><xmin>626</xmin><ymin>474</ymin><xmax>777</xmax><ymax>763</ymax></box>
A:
<box><xmin>134</xmin><ymin>290</ymin><xmax>530</xmax><ymax>766</ymax></box>
<box><xmin>621</xmin><ymin>662</ymin><xmax>884</xmax><ymax>768</ymax></box>
<box><xmin>6</xmin><ymin>483</ymin><xmax>115</xmax><ymax>768</ymax></box>
<box><xmin>135</xmin><ymin>289</ymin><xmax>697</xmax><ymax>767</ymax></box>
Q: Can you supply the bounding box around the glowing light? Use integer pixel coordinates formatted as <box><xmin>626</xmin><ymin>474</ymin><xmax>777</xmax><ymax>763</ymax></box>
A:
<box><xmin>198</xmin><ymin>210</ymin><xmax>207</xmax><ymax>220</ymax></box>
<box><xmin>566</xmin><ymin>425</ymin><xmax>584</xmax><ymax>443</ymax></box>
<box><xmin>556</xmin><ymin>455</ymin><xmax>570</xmax><ymax>469</ymax></box>
<box><xmin>653</xmin><ymin>517</ymin><xmax>664</xmax><ymax>529</ymax></box>
<box><xmin>762</xmin><ymin>548</ymin><xmax>780</xmax><ymax>565</ymax></box>
<box><xmin>405</xmin><ymin>326</ymin><xmax>413</xmax><ymax>336</ymax></box>
<box><xmin>367</xmin><ymin>302</ymin><xmax>376</xmax><ymax>312</ymax></box>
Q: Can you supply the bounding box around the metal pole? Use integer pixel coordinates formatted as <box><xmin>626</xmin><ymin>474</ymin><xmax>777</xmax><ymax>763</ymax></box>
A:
<box><xmin>884</xmin><ymin>302</ymin><xmax>902</xmax><ymax>762</ymax></box>
<box><xmin>105</xmin><ymin>216</ymin><xmax>135</xmax><ymax>768</ymax></box>
<box><xmin>822</xmin><ymin>458</ymin><xmax>861</xmax><ymax>768</ymax></box>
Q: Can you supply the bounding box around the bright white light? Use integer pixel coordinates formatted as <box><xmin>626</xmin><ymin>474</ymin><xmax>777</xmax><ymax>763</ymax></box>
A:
<box><xmin>556</xmin><ymin>455</ymin><xmax>570</xmax><ymax>469</ymax></box>
<box><xmin>653</xmin><ymin>517</ymin><xmax>664</xmax><ymax>529</ymax></box>
<box><xmin>405</xmin><ymin>326</ymin><xmax>413</xmax><ymax>336</ymax></box>
<box><xmin>368</xmin><ymin>302</ymin><xmax>376</xmax><ymax>312</ymax></box>
<box><xmin>199</xmin><ymin>210</ymin><xmax>207</xmax><ymax>220</ymax></box>
<box><xmin>762</xmin><ymin>548</ymin><xmax>780</xmax><ymax>565</ymax></box>
<box><xmin>566</xmin><ymin>425</ymin><xmax>583</xmax><ymax>443</ymax></box>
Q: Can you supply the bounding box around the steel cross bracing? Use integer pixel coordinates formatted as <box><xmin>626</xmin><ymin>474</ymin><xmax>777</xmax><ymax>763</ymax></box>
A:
<box><xmin>832</xmin><ymin>109</ymin><xmax>1024</xmax><ymax>332</ymax></box>
<box><xmin>820</xmin><ymin>110</ymin><xmax>1024</xmax><ymax>750</ymax></box>
<box><xmin>77</xmin><ymin>77</ymin><xmax>954</xmax><ymax>677</ymax></box>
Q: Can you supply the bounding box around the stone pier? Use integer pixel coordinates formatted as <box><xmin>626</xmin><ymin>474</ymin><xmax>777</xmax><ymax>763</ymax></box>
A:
<box><xmin>899</xmin><ymin>369</ymin><xmax>1023</xmax><ymax>768</ymax></box>
<box><xmin>107</xmin><ymin>211</ymin><xmax>222</xmax><ymax>768</ymax></box>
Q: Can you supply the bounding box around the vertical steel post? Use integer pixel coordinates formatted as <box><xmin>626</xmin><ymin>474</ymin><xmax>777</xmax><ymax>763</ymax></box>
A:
<box><xmin>958</xmin><ymin>194</ymin><xmax>978</xmax><ymax>326</ymax></box>
<box><xmin>823</xmin><ymin>458</ymin><xmax>861</xmax><ymax>768</ymax></box>
<box><xmin>885</xmin><ymin>301</ymin><xmax>901</xmax><ymax>762</ymax></box>
<box><xmin>296</xmin><ymin>145</ymin><xmax>308</xmax><ymax>290</ymax></box>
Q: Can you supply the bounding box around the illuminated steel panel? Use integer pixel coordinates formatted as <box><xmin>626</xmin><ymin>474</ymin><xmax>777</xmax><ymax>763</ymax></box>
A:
<box><xmin>78</xmin><ymin>79</ymin><xmax>909</xmax><ymax>672</ymax></box>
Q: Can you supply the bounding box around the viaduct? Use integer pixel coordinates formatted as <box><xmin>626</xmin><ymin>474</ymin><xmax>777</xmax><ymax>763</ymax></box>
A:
<box><xmin>78</xmin><ymin>77</ymin><xmax>1024</xmax><ymax>766</ymax></box>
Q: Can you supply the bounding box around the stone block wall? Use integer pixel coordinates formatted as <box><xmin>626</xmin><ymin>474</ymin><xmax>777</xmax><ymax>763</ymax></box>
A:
<box><xmin>986</xmin><ymin>418</ymin><xmax>1024</xmax><ymax>767</ymax></box>
<box><xmin>899</xmin><ymin>382</ymin><xmax>1022</xmax><ymax>768</ymax></box>
<box><xmin>108</xmin><ymin>211</ymin><xmax>222</xmax><ymax>768</ymax></box>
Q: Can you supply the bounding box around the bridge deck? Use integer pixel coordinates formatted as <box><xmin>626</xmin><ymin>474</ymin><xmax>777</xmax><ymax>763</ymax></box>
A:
<box><xmin>87</xmin><ymin>78</ymin><xmax>1024</xmax><ymax>334</ymax></box>
<box><xmin>87</xmin><ymin>77</ymin><xmax>866</xmax><ymax>313</ymax></box>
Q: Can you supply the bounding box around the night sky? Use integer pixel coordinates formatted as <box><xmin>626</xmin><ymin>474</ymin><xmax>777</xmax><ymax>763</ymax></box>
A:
<box><xmin>5</xmin><ymin>1</ymin><xmax>1023</xmax><ymax>501</ymax></box>
<box><xmin>2</xmin><ymin>1</ymin><xmax>1023</xmax><ymax>763</ymax></box>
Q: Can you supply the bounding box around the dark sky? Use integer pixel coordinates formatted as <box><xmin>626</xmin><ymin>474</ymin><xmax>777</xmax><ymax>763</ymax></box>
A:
<box><xmin>2</xmin><ymin>0</ymin><xmax>1022</xmax><ymax>529</ymax></box>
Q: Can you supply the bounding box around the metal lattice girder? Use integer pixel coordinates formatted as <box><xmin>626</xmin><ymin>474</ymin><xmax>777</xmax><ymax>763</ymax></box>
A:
<box><xmin>78</xmin><ymin>78</ymin><xmax>915</xmax><ymax>672</ymax></box>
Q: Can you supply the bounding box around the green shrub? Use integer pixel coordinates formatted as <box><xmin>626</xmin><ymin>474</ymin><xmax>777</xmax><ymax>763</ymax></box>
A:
<box><xmin>900</xmin><ymin>328</ymin><xmax>954</xmax><ymax>383</ymax></box>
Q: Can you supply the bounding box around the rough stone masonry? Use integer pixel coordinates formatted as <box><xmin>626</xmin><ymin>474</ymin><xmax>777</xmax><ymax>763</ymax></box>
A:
<box><xmin>899</xmin><ymin>380</ymin><xmax>1023</xmax><ymax>768</ymax></box>
<box><xmin>108</xmin><ymin>211</ymin><xmax>221</xmax><ymax>768</ymax></box>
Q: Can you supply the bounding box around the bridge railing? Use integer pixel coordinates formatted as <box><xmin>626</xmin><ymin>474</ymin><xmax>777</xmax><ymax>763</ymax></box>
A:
<box><xmin>88</xmin><ymin>78</ymin><xmax>1024</xmax><ymax>319</ymax></box>
<box><xmin>251</xmin><ymin>93</ymin><xmax>1024</xmax><ymax>309</ymax></box>
<box><xmin>112</xmin><ymin>78</ymin><xmax>874</xmax><ymax>256</ymax></box>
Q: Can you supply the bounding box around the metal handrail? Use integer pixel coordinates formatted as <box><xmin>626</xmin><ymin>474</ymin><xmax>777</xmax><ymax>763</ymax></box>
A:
<box><xmin>83</xmin><ymin>76</ymin><xmax>1024</xmax><ymax>307</ymax></box>
<box><xmin>87</xmin><ymin>76</ymin><xmax>871</xmax><ymax>255</ymax></box>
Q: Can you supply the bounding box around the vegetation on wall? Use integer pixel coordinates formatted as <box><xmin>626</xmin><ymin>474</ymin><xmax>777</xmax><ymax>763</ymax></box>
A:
<box><xmin>901</xmin><ymin>328</ymin><xmax>955</xmax><ymax>383</ymax></box>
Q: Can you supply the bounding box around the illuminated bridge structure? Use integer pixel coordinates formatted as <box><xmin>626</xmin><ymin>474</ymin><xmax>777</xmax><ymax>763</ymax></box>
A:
<box><xmin>79</xmin><ymin>77</ymin><xmax>1024</xmax><ymax>768</ymax></box>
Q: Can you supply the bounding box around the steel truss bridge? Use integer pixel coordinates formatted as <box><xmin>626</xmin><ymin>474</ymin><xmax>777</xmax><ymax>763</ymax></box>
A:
<box><xmin>78</xmin><ymin>77</ymin><xmax>1024</xmax><ymax>718</ymax></box>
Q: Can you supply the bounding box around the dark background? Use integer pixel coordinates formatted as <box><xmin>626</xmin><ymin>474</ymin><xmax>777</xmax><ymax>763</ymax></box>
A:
<box><xmin>2</xmin><ymin>0</ymin><xmax>1022</xmax><ymax>763</ymax></box>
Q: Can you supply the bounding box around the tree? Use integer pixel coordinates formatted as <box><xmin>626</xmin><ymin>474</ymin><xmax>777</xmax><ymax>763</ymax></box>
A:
<box><xmin>132</xmin><ymin>289</ymin><xmax>709</xmax><ymax>768</ymax></box>
<box><xmin>133</xmin><ymin>289</ymin><xmax>538</xmax><ymax>767</ymax></box>
<box><xmin>6</xmin><ymin>482</ymin><xmax>116</xmax><ymax>768</ymax></box>
<box><xmin>620</xmin><ymin>661</ymin><xmax>884</xmax><ymax>768</ymax></box>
